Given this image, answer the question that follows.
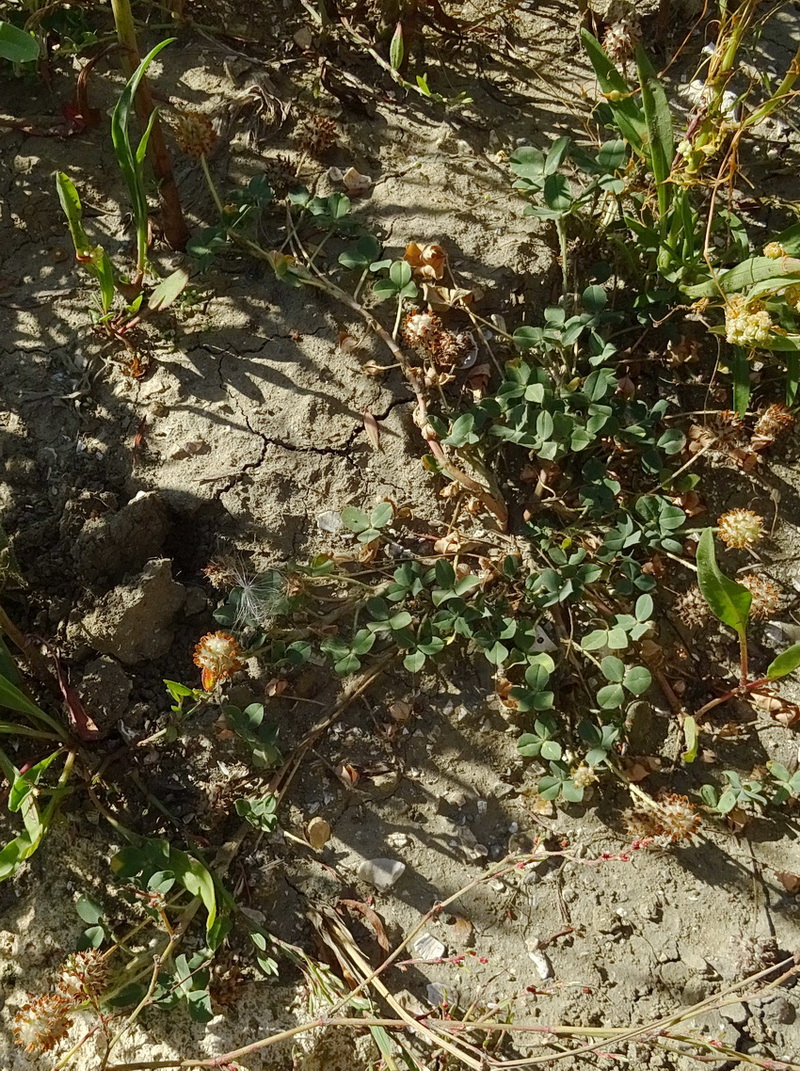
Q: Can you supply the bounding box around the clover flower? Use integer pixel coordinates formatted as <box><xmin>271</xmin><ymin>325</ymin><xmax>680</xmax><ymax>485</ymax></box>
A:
<box><xmin>763</xmin><ymin>242</ymin><xmax>786</xmax><ymax>259</ymax></box>
<box><xmin>724</xmin><ymin>294</ymin><xmax>773</xmax><ymax>346</ymax></box>
<box><xmin>623</xmin><ymin>793</ymin><xmax>700</xmax><ymax>847</ymax></box>
<box><xmin>717</xmin><ymin>508</ymin><xmax>764</xmax><ymax>549</ymax></box>
<box><xmin>296</xmin><ymin>114</ymin><xmax>338</xmax><ymax>156</ymax></box>
<box><xmin>674</xmin><ymin>585</ymin><xmax>710</xmax><ymax>628</ymax></box>
<box><xmin>570</xmin><ymin>764</ymin><xmax>599</xmax><ymax>789</ymax></box>
<box><xmin>193</xmin><ymin>631</ymin><xmax>245</xmax><ymax>690</ymax></box>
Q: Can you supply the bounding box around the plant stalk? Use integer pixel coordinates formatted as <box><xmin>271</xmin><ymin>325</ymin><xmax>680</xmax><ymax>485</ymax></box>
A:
<box><xmin>109</xmin><ymin>0</ymin><xmax>189</xmax><ymax>250</ymax></box>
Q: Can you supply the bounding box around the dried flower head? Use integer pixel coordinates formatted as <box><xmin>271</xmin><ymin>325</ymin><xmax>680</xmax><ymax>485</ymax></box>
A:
<box><xmin>724</xmin><ymin>294</ymin><xmax>773</xmax><ymax>347</ymax></box>
<box><xmin>752</xmin><ymin>403</ymin><xmax>795</xmax><ymax>448</ymax></box>
<box><xmin>173</xmin><ymin>110</ymin><xmax>217</xmax><ymax>159</ymax></box>
<box><xmin>296</xmin><ymin>114</ymin><xmax>338</xmax><ymax>156</ymax></box>
<box><xmin>718</xmin><ymin>508</ymin><xmax>764</xmax><ymax>549</ymax></box>
<box><xmin>58</xmin><ymin>950</ymin><xmax>109</xmax><ymax>1002</ymax></box>
<box><xmin>623</xmin><ymin>793</ymin><xmax>700</xmax><ymax>847</ymax></box>
<box><xmin>674</xmin><ymin>585</ymin><xmax>710</xmax><ymax>628</ymax></box>
<box><xmin>763</xmin><ymin>242</ymin><xmax>786</xmax><ymax>259</ymax></box>
<box><xmin>262</xmin><ymin>154</ymin><xmax>298</xmax><ymax>198</ymax></box>
<box><xmin>785</xmin><ymin>283</ymin><xmax>800</xmax><ymax>313</ymax></box>
<box><xmin>193</xmin><ymin>631</ymin><xmax>245</xmax><ymax>691</ymax></box>
<box><xmin>401</xmin><ymin>309</ymin><xmax>445</xmax><ymax>359</ymax></box>
<box><xmin>570</xmin><ymin>764</ymin><xmax>599</xmax><ymax>789</ymax></box>
<box><xmin>740</xmin><ymin>573</ymin><xmax>782</xmax><ymax>620</ymax></box>
<box><xmin>13</xmin><ymin>993</ymin><xmax>73</xmax><ymax>1053</ymax></box>
<box><xmin>602</xmin><ymin>17</ymin><xmax>641</xmax><ymax>65</ymax></box>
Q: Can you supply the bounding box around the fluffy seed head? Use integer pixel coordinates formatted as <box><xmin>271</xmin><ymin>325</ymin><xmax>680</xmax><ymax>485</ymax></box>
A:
<box><xmin>674</xmin><ymin>585</ymin><xmax>710</xmax><ymax>628</ymax></box>
<box><xmin>58</xmin><ymin>950</ymin><xmax>109</xmax><ymax>1001</ymax></box>
<box><xmin>173</xmin><ymin>110</ymin><xmax>217</xmax><ymax>159</ymax></box>
<box><xmin>724</xmin><ymin>294</ymin><xmax>773</xmax><ymax>347</ymax></box>
<box><xmin>296</xmin><ymin>114</ymin><xmax>338</xmax><ymax>156</ymax></box>
<box><xmin>740</xmin><ymin>573</ymin><xmax>782</xmax><ymax>620</ymax></box>
<box><xmin>718</xmin><ymin>508</ymin><xmax>764</xmax><ymax>549</ymax></box>
<box><xmin>13</xmin><ymin>994</ymin><xmax>73</xmax><ymax>1053</ymax></box>
<box><xmin>193</xmin><ymin>631</ymin><xmax>245</xmax><ymax>691</ymax></box>
<box><xmin>763</xmin><ymin>241</ymin><xmax>786</xmax><ymax>259</ymax></box>
<box><xmin>752</xmin><ymin>403</ymin><xmax>795</xmax><ymax>447</ymax></box>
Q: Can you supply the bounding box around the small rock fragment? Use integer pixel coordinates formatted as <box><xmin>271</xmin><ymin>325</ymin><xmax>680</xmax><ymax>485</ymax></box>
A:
<box><xmin>357</xmin><ymin>858</ymin><xmax>406</xmax><ymax>892</ymax></box>
<box><xmin>317</xmin><ymin>510</ymin><xmax>343</xmax><ymax>533</ymax></box>
<box><xmin>526</xmin><ymin>944</ymin><xmax>554</xmax><ymax>983</ymax></box>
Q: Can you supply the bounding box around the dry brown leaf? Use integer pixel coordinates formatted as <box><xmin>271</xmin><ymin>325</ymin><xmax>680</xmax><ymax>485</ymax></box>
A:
<box><xmin>421</xmin><ymin>281</ymin><xmax>478</xmax><ymax>311</ymax></box>
<box><xmin>404</xmin><ymin>241</ymin><xmax>446</xmax><ymax>281</ymax></box>
<box><xmin>450</xmin><ymin>915</ymin><xmax>474</xmax><ymax>945</ymax></box>
<box><xmin>388</xmin><ymin>699</ymin><xmax>413</xmax><ymax>722</ymax></box>
<box><xmin>776</xmin><ymin>871</ymin><xmax>800</xmax><ymax>894</ymax></box>
<box><xmin>266</xmin><ymin>677</ymin><xmax>288</xmax><ymax>697</ymax></box>
<box><xmin>307</xmin><ymin>817</ymin><xmax>332</xmax><ymax>850</ymax></box>
<box><xmin>362</xmin><ymin>409</ymin><xmax>380</xmax><ymax>451</ymax></box>
<box><xmin>337</xmin><ymin>899</ymin><xmax>390</xmax><ymax>953</ymax></box>
<box><xmin>726</xmin><ymin>805</ymin><xmax>749</xmax><ymax>834</ymax></box>
<box><xmin>334</xmin><ymin>763</ymin><xmax>360</xmax><ymax>787</ymax></box>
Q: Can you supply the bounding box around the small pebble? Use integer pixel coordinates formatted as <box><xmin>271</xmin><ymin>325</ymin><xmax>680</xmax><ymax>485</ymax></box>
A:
<box><xmin>413</xmin><ymin>933</ymin><xmax>446</xmax><ymax>961</ymax></box>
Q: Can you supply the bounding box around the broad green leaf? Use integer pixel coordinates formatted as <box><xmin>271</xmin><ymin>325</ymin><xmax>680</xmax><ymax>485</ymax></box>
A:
<box><xmin>171</xmin><ymin>849</ymin><xmax>217</xmax><ymax>933</ymax></box>
<box><xmin>622</xmin><ymin>665</ymin><xmax>651</xmax><ymax>696</ymax></box>
<box><xmin>0</xmin><ymin>22</ymin><xmax>39</xmax><ymax>63</ymax></box>
<box><xmin>597</xmin><ymin>683</ymin><xmax>625</xmax><ymax>709</ymax></box>
<box><xmin>389</xmin><ymin>21</ymin><xmax>404</xmax><ymax>70</ymax></box>
<box><xmin>695</xmin><ymin>528</ymin><xmax>751</xmax><ymax>636</ymax></box>
<box><xmin>76</xmin><ymin>895</ymin><xmax>105</xmax><ymax>925</ymax></box>
<box><xmin>731</xmin><ymin>347</ymin><xmax>751</xmax><ymax>416</ymax></box>
<box><xmin>766</xmin><ymin>643</ymin><xmax>800</xmax><ymax>680</ymax></box>
<box><xmin>148</xmin><ymin>268</ymin><xmax>189</xmax><ymax>312</ymax></box>
<box><xmin>600</xmin><ymin>656</ymin><xmax>625</xmax><ymax>682</ymax></box>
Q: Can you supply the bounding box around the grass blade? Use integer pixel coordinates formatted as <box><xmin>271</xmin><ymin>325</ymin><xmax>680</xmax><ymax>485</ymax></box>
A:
<box><xmin>581</xmin><ymin>30</ymin><xmax>646</xmax><ymax>156</ymax></box>
<box><xmin>635</xmin><ymin>44</ymin><xmax>674</xmax><ymax>218</ymax></box>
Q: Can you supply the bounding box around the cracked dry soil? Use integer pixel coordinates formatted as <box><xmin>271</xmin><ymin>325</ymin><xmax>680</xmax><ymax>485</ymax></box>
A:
<box><xmin>1</xmin><ymin>3</ymin><xmax>800</xmax><ymax>1069</ymax></box>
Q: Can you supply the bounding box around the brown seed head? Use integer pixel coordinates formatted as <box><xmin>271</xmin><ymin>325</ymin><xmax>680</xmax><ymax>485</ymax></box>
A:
<box><xmin>173</xmin><ymin>110</ymin><xmax>218</xmax><ymax>159</ymax></box>
<box><xmin>296</xmin><ymin>114</ymin><xmax>338</xmax><ymax>156</ymax></box>
<box><xmin>13</xmin><ymin>994</ymin><xmax>74</xmax><ymax>1053</ymax></box>
<box><xmin>58</xmin><ymin>950</ymin><xmax>109</xmax><ymax>1002</ymax></box>
<box><xmin>740</xmin><ymin>573</ymin><xmax>782</xmax><ymax>620</ymax></box>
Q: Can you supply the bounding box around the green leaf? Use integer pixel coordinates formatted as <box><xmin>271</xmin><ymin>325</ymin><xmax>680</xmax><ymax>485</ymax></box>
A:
<box><xmin>597</xmin><ymin>683</ymin><xmax>625</xmax><ymax>709</ymax></box>
<box><xmin>540</xmin><ymin>739</ymin><xmax>562</xmax><ymax>761</ymax></box>
<box><xmin>170</xmin><ymin>849</ymin><xmax>217</xmax><ymax>933</ymax></box>
<box><xmin>389</xmin><ymin>260</ymin><xmax>412</xmax><ymax>287</ymax></box>
<box><xmin>622</xmin><ymin>665</ymin><xmax>651</xmax><ymax>696</ymax></box>
<box><xmin>9</xmin><ymin>750</ymin><xmax>61</xmax><ymax>812</ymax></box>
<box><xmin>600</xmin><ymin>656</ymin><xmax>625</xmax><ymax>682</ymax></box>
<box><xmin>635</xmin><ymin>44</ymin><xmax>673</xmax><ymax>217</ymax></box>
<box><xmin>766</xmin><ymin>642</ymin><xmax>800</xmax><ymax>681</ymax></box>
<box><xmin>404</xmin><ymin>650</ymin><xmax>425</xmax><ymax>673</ymax></box>
<box><xmin>580</xmin><ymin>30</ymin><xmax>646</xmax><ymax>155</ymax></box>
<box><xmin>389</xmin><ymin>21</ymin><xmax>404</xmax><ymax>70</ymax></box>
<box><xmin>731</xmin><ymin>347</ymin><xmax>751</xmax><ymax>416</ymax></box>
<box><xmin>695</xmin><ymin>528</ymin><xmax>751</xmax><ymax>636</ymax></box>
<box><xmin>370</xmin><ymin>502</ymin><xmax>394</xmax><ymax>528</ymax></box>
<box><xmin>76</xmin><ymin>895</ymin><xmax>105</xmax><ymax>926</ymax></box>
<box><xmin>0</xmin><ymin>21</ymin><xmax>39</xmax><ymax>63</ymax></box>
<box><xmin>681</xmin><ymin>715</ymin><xmax>698</xmax><ymax>763</ymax></box>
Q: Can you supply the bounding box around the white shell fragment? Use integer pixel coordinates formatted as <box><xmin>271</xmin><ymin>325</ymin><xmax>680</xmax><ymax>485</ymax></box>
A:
<box><xmin>357</xmin><ymin>857</ymin><xmax>406</xmax><ymax>892</ymax></box>
<box><xmin>316</xmin><ymin>510</ymin><xmax>343</xmax><ymax>533</ymax></box>
<box><xmin>526</xmin><ymin>945</ymin><xmax>554</xmax><ymax>983</ymax></box>
<box><xmin>412</xmin><ymin>933</ymin><xmax>446</xmax><ymax>961</ymax></box>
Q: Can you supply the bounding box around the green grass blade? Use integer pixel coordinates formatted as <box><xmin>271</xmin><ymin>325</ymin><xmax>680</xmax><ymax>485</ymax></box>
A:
<box><xmin>635</xmin><ymin>44</ymin><xmax>674</xmax><ymax>218</ymax></box>
<box><xmin>786</xmin><ymin>352</ymin><xmax>799</xmax><ymax>405</ymax></box>
<box><xmin>731</xmin><ymin>347</ymin><xmax>751</xmax><ymax>415</ymax></box>
<box><xmin>55</xmin><ymin>172</ymin><xmax>91</xmax><ymax>254</ymax></box>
